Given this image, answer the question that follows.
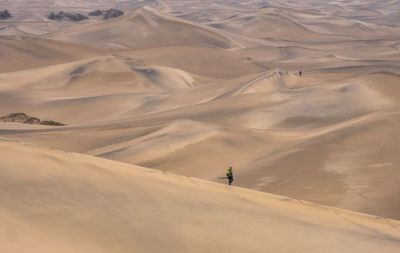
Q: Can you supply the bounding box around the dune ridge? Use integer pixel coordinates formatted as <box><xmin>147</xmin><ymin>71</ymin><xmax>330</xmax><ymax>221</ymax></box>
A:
<box><xmin>47</xmin><ymin>6</ymin><xmax>234</xmax><ymax>49</ymax></box>
<box><xmin>1</xmin><ymin>137</ymin><xmax>400</xmax><ymax>253</ymax></box>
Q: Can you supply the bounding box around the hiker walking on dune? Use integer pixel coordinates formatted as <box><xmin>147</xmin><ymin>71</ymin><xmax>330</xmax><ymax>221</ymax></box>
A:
<box><xmin>226</xmin><ymin>167</ymin><xmax>233</xmax><ymax>185</ymax></box>
<box><xmin>299</xmin><ymin>70</ymin><xmax>302</xmax><ymax>77</ymax></box>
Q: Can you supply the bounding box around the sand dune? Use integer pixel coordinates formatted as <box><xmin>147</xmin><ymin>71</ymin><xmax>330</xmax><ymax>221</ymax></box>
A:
<box><xmin>234</xmin><ymin>69</ymin><xmax>306</xmax><ymax>94</ymax></box>
<box><xmin>0</xmin><ymin>54</ymin><xmax>202</xmax><ymax>124</ymax></box>
<box><xmin>2</xmin><ymin>68</ymin><xmax>399</xmax><ymax>219</ymax></box>
<box><xmin>0</xmin><ymin>55</ymin><xmax>196</xmax><ymax>92</ymax></box>
<box><xmin>2</xmin><ymin>138</ymin><xmax>400</xmax><ymax>253</ymax></box>
<box><xmin>2</xmin><ymin>63</ymin><xmax>398</xmax><ymax>217</ymax></box>
<box><xmin>120</xmin><ymin>45</ymin><xmax>266</xmax><ymax>78</ymax></box>
<box><xmin>88</xmin><ymin>120</ymin><xmax>219</xmax><ymax>164</ymax></box>
<box><xmin>47</xmin><ymin>7</ymin><xmax>233</xmax><ymax>49</ymax></box>
<box><xmin>1</xmin><ymin>1</ymin><xmax>400</xmax><ymax>248</ymax></box>
<box><xmin>209</xmin><ymin>11</ymin><xmax>354</xmax><ymax>42</ymax></box>
<box><xmin>291</xmin><ymin>15</ymin><xmax>400</xmax><ymax>40</ymax></box>
<box><xmin>241</xmin><ymin>110</ymin><xmax>400</xmax><ymax>219</ymax></box>
<box><xmin>0</xmin><ymin>37</ymin><xmax>109</xmax><ymax>73</ymax></box>
<box><xmin>0</xmin><ymin>0</ymin><xmax>164</xmax><ymax>38</ymax></box>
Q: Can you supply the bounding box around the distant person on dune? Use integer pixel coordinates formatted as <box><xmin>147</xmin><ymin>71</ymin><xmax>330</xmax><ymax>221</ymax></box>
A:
<box><xmin>299</xmin><ymin>70</ymin><xmax>302</xmax><ymax>77</ymax></box>
<box><xmin>226</xmin><ymin>167</ymin><xmax>233</xmax><ymax>185</ymax></box>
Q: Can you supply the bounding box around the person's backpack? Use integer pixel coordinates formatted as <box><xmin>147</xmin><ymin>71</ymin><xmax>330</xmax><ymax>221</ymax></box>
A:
<box><xmin>226</xmin><ymin>170</ymin><xmax>231</xmax><ymax>177</ymax></box>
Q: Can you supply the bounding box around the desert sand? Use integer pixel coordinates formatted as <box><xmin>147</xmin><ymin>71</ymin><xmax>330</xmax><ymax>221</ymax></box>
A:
<box><xmin>2</xmin><ymin>137</ymin><xmax>400</xmax><ymax>252</ymax></box>
<box><xmin>1</xmin><ymin>0</ymin><xmax>400</xmax><ymax>251</ymax></box>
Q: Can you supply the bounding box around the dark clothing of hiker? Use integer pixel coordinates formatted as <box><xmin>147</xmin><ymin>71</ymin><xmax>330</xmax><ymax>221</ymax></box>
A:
<box><xmin>299</xmin><ymin>70</ymin><xmax>302</xmax><ymax>77</ymax></box>
<box><xmin>226</xmin><ymin>167</ymin><xmax>233</xmax><ymax>185</ymax></box>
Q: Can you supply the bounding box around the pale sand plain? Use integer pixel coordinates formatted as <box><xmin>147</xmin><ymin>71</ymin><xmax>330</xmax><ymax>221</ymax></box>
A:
<box><xmin>1</xmin><ymin>0</ymin><xmax>400</xmax><ymax>251</ymax></box>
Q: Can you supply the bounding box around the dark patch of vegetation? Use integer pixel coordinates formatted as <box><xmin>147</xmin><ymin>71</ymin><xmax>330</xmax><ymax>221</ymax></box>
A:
<box><xmin>0</xmin><ymin>113</ymin><xmax>39</xmax><ymax>124</ymax></box>
<box><xmin>49</xmin><ymin>9</ymin><xmax>123</xmax><ymax>22</ymax></box>
<box><xmin>103</xmin><ymin>9</ymin><xmax>124</xmax><ymax>19</ymax></box>
<box><xmin>48</xmin><ymin>11</ymin><xmax>88</xmax><ymax>22</ymax></box>
<box><xmin>24</xmin><ymin>116</ymin><xmax>41</xmax><ymax>124</ymax></box>
<box><xmin>40</xmin><ymin>120</ymin><xmax>66</xmax><ymax>126</ymax></box>
<box><xmin>88</xmin><ymin>10</ymin><xmax>103</xmax><ymax>16</ymax></box>
<box><xmin>0</xmin><ymin>9</ymin><xmax>12</xmax><ymax>20</ymax></box>
<box><xmin>88</xmin><ymin>9</ymin><xmax>124</xmax><ymax>19</ymax></box>
<box><xmin>0</xmin><ymin>112</ymin><xmax>65</xmax><ymax>126</ymax></box>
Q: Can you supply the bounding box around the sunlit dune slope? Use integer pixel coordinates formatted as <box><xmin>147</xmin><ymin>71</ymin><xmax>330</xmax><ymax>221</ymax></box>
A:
<box><xmin>1</xmin><ymin>138</ymin><xmax>400</xmax><ymax>253</ymax></box>
<box><xmin>209</xmin><ymin>12</ymin><xmax>353</xmax><ymax>42</ymax></box>
<box><xmin>0</xmin><ymin>55</ymin><xmax>196</xmax><ymax>92</ymax></box>
<box><xmin>0</xmin><ymin>37</ymin><xmax>109</xmax><ymax>73</ymax></box>
<box><xmin>0</xmin><ymin>54</ymin><xmax>201</xmax><ymax>124</ymax></box>
<box><xmin>47</xmin><ymin>7</ymin><xmax>233</xmax><ymax>49</ymax></box>
<box><xmin>121</xmin><ymin>45</ymin><xmax>266</xmax><ymax>78</ymax></box>
<box><xmin>1</xmin><ymin>0</ymin><xmax>400</xmax><ymax>231</ymax></box>
<box><xmin>1</xmin><ymin>68</ymin><xmax>400</xmax><ymax>220</ymax></box>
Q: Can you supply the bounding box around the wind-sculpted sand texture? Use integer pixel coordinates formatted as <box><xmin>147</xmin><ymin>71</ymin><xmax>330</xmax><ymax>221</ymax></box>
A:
<box><xmin>47</xmin><ymin>7</ymin><xmax>234</xmax><ymax>49</ymax></box>
<box><xmin>0</xmin><ymin>37</ymin><xmax>111</xmax><ymax>73</ymax></box>
<box><xmin>1</xmin><ymin>2</ymin><xmax>400</xmax><ymax>250</ymax></box>
<box><xmin>2</xmin><ymin>138</ymin><xmax>400</xmax><ymax>253</ymax></box>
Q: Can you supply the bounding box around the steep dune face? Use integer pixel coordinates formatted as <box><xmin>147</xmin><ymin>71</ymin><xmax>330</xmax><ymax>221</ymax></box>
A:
<box><xmin>48</xmin><ymin>7</ymin><xmax>233</xmax><ymax>49</ymax></box>
<box><xmin>1</xmin><ymin>138</ymin><xmax>400</xmax><ymax>253</ymax></box>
